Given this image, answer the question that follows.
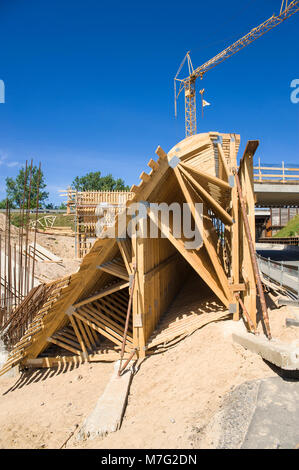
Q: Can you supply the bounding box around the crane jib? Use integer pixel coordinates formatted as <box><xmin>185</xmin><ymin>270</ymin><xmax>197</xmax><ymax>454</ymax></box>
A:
<box><xmin>174</xmin><ymin>0</ymin><xmax>299</xmax><ymax>137</ymax></box>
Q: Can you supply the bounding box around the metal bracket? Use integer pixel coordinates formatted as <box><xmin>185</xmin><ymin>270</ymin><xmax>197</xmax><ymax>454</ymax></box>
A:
<box><xmin>229</xmin><ymin>303</ymin><xmax>237</xmax><ymax>314</ymax></box>
<box><xmin>134</xmin><ymin>314</ymin><xmax>143</xmax><ymax>327</ymax></box>
<box><xmin>66</xmin><ymin>306</ymin><xmax>76</xmax><ymax>316</ymax></box>
<box><xmin>168</xmin><ymin>155</ymin><xmax>180</xmax><ymax>168</ymax></box>
<box><xmin>212</xmin><ymin>135</ymin><xmax>223</xmax><ymax>145</ymax></box>
<box><xmin>116</xmin><ymin>236</ymin><xmax>127</xmax><ymax>241</ymax></box>
<box><xmin>129</xmin><ymin>274</ymin><xmax>135</xmax><ymax>289</ymax></box>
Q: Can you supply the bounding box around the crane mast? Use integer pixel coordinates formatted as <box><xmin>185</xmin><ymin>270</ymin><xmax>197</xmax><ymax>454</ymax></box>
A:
<box><xmin>175</xmin><ymin>0</ymin><xmax>299</xmax><ymax>137</ymax></box>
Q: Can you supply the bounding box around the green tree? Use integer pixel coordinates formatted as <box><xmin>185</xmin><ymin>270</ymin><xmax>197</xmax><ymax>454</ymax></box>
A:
<box><xmin>0</xmin><ymin>199</ymin><xmax>12</xmax><ymax>209</ymax></box>
<box><xmin>71</xmin><ymin>171</ymin><xmax>130</xmax><ymax>192</ymax></box>
<box><xmin>5</xmin><ymin>165</ymin><xmax>49</xmax><ymax>209</ymax></box>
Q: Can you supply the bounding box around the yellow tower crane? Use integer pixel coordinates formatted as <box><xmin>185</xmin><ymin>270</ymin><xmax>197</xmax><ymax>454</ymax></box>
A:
<box><xmin>174</xmin><ymin>0</ymin><xmax>299</xmax><ymax>137</ymax></box>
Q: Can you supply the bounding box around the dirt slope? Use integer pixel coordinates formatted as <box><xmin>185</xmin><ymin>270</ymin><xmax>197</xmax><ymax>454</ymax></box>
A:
<box><xmin>0</xmin><ymin>294</ymin><xmax>297</xmax><ymax>449</ymax></box>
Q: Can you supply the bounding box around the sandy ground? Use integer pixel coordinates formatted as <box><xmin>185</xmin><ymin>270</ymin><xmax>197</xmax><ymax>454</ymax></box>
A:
<box><xmin>0</xmin><ymin>211</ymin><xmax>298</xmax><ymax>448</ymax></box>
<box><xmin>1</xmin><ymin>299</ymin><xmax>297</xmax><ymax>449</ymax></box>
<box><xmin>0</xmin><ymin>362</ymin><xmax>114</xmax><ymax>449</ymax></box>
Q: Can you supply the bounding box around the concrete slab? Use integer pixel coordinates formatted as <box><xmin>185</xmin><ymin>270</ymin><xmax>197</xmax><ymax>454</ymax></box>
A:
<box><xmin>232</xmin><ymin>331</ymin><xmax>299</xmax><ymax>370</ymax></box>
<box><xmin>77</xmin><ymin>361</ymin><xmax>134</xmax><ymax>441</ymax></box>
<box><xmin>208</xmin><ymin>377</ymin><xmax>299</xmax><ymax>449</ymax></box>
<box><xmin>242</xmin><ymin>377</ymin><xmax>299</xmax><ymax>449</ymax></box>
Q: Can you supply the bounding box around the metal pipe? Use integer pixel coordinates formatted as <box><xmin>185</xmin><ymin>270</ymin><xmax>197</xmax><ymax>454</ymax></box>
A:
<box><xmin>118</xmin><ymin>348</ymin><xmax>137</xmax><ymax>376</ymax></box>
<box><xmin>233</xmin><ymin>168</ymin><xmax>272</xmax><ymax>339</ymax></box>
<box><xmin>235</xmin><ymin>293</ymin><xmax>256</xmax><ymax>334</ymax></box>
<box><xmin>19</xmin><ymin>161</ymin><xmax>28</xmax><ymax>299</ymax></box>
<box><xmin>31</xmin><ymin>163</ymin><xmax>41</xmax><ymax>290</ymax></box>
<box><xmin>24</xmin><ymin>160</ymin><xmax>33</xmax><ymax>296</ymax></box>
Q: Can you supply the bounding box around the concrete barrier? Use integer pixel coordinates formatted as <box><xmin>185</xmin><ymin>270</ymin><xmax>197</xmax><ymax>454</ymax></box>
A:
<box><xmin>233</xmin><ymin>331</ymin><xmax>299</xmax><ymax>370</ymax></box>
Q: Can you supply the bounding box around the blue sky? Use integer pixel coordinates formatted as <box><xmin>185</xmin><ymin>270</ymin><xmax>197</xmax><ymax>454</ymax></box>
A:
<box><xmin>0</xmin><ymin>0</ymin><xmax>298</xmax><ymax>205</ymax></box>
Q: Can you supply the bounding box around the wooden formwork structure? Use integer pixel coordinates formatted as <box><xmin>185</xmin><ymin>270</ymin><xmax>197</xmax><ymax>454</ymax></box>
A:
<box><xmin>0</xmin><ymin>132</ymin><xmax>259</xmax><ymax>375</ymax></box>
<box><xmin>62</xmin><ymin>189</ymin><xmax>134</xmax><ymax>258</ymax></box>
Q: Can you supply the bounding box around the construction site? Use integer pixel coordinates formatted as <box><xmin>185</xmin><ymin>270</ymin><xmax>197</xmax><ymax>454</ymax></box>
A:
<box><xmin>0</xmin><ymin>0</ymin><xmax>299</xmax><ymax>451</ymax></box>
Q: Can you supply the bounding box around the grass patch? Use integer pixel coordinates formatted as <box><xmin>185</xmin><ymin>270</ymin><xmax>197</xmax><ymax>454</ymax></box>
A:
<box><xmin>274</xmin><ymin>214</ymin><xmax>299</xmax><ymax>238</ymax></box>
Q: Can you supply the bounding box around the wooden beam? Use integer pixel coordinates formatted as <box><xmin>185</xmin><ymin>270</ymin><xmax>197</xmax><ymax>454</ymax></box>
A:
<box><xmin>143</xmin><ymin>253</ymin><xmax>179</xmax><ymax>281</ymax></box>
<box><xmin>147</xmin><ymin>209</ymin><xmax>230</xmax><ymax>307</ymax></box>
<box><xmin>76</xmin><ymin>317</ymin><xmax>92</xmax><ymax>349</ymax></box>
<box><xmin>47</xmin><ymin>336</ymin><xmax>81</xmax><ymax>356</ymax></box>
<box><xmin>97</xmin><ymin>260</ymin><xmax>129</xmax><ymax>281</ymax></box>
<box><xmin>73</xmin><ymin>281</ymin><xmax>129</xmax><ymax>309</ymax></box>
<box><xmin>148</xmin><ymin>159</ymin><xmax>159</xmax><ymax>171</ymax></box>
<box><xmin>117</xmin><ymin>239</ymin><xmax>132</xmax><ymax>275</ymax></box>
<box><xmin>217</xmin><ymin>142</ymin><xmax>230</xmax><ymax>180</ymax></box>
<box><xmin>73</xmin><ymin>309</ymin><xmax>132</xmax><ymax>350</ymax></box>
<box><xmin>240</xmin><ymin>140</ymin><xmax>259</xmax><ymax>167</ymax></box>
<box><xmin>140</xmin><ymin>171</ymin><xmax>151</xmax><ymax>183</ymax></box>
<box><xmin>175</xmin><ymin>167</ymin><xmax>233</xmax><ymax>302</ymax></box>
<box><xmin>178</xmin><ymin>164</ymin><xmax>233</xmax><ymax>226</ymax></box>
<box><xmin>155</xmin><ymin>146</ymin><xmax>168</xmax><ymax>160</ymax></box>
<box><xmin>230</xmin><ymin>138</ymin><xmax>239</xmax><ymax>320</ymax></box>
<box><xmin>68</xmin><ymin>313</ymin><xmax>88</xmax><ymax>357</ymax></box>
<box><xmin>180</xmin><ymin>162</ymin><xmax>231</xmax><ymax>191</ymax></box>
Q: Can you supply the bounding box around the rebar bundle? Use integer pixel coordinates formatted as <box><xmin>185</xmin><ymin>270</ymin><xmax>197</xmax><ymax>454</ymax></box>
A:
<box><xmin>0</xmin><ymin>160</ymin><xmax>42</xmax><ymax>347</ymax></box>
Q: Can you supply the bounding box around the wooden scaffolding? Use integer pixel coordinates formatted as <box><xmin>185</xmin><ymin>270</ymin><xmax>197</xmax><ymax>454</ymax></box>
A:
<box><xmin>0</xmin><ymin>131</ymin><xmax>259</xmax><ymax>375</ymax></box>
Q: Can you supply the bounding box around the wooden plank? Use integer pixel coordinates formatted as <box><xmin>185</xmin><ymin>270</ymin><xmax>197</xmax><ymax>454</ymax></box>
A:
<box><xmin>239</xmin><ymin>150</ymin><xmax>257</xmax><ymax>326</ymax></box>
<box><xmin>180</xmin><ymin>161</ymin><xmax>231</xmax><ymax>191</ymax></box>
<box><xmin>81</xmin><ymin>304</ymin><xmax>131</xmax><ymax>339</ymax></box>
<box><xmin>175</xmin><ymin>167</ymin><xmax>232</xmax><ymax>302</ymax></box>
<box><xmin>117</xmin><ymin>239</ymin><xmax>132</xmax><ymax>275</ymax></box>
<box><xmin>148</xmin><ymin>159</ymin><xmax>159</xmax><ymax>171</ymax></box>
<box><xmin>140</xmin><ymin>171</ymin><xmax>151</xmax><ymax>183</ymax></box>
<box><xmin>53</xmin><ymin>333</ymin><xmax>81</xmax><ymax>350</ymax></box>
<box><xmin>147</xmin><ymin>209</ymin><xmax>229</xmax><ymax>307</ymax></box>
<box><xmin>229</xmin><ymin>137</ymin><xmax>239</xmax><ymax>320</ymax></box>
<box><xmin>155</xmin><ymin>146</ymin><xmax>168</xmax><ymax>160</ymax></box>
<box><xmin>73</xmin><ymin>310</ymin><xmax>123</xmax><ymax>347</ymax></box>
<box><xmin>97</xmin><ymin>297</ymin><xmax>128</xmax><ymax>321</ymax></box>
<box><xmin>98</xmin><ymin>260</ymin><xmax>129</xmax><ymax>281</ymax></box>
<box><xmin>73</xmin><ymin>281</ymin><xmax>129</xmax><ymax>308</ymax></box>
<box><xmin>143</xmin><ymin>253</ymin><xmax>179</xmax><ymax>281</ymax></box>
<box><xmin>76</xmin><ymin>317</ymin><xmax>92</xmax><ymax>349</ymax></box>
<box><xmin>178</xmin><ymin>164</ymin><xmax>233</xmax><ymax>226</ymax></box>
<box><xmin>47</xmin><ymin>336</ymin><xmax>81</xmax><ymax>355</ymax></box>
<box><xmin>94</xmin><ymin>300</ymin><xmax>128</xmax><ymax>325</ymax></box>
<box><xmin>68</xmin><ymin>314</ymin><xmax>88</xmax><ymax>356</ymax></box>
<box><xmin>74</xmin><ymin>309</ymin><xmax>132</xmax><ymax>347</ymax></box>
<box><xmin>217</xmin><ymin>142</ymin><xmax>230</xmax><ymax>180</ymax></box>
